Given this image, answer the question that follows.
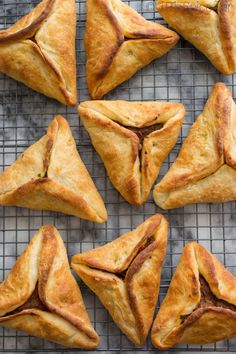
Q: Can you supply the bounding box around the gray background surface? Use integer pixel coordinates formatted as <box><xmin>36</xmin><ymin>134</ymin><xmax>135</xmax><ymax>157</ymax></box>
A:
<box><xmin>0</xmin><ymin>0</ymin><xmax>236</xmax><ymax>352</ymax></box>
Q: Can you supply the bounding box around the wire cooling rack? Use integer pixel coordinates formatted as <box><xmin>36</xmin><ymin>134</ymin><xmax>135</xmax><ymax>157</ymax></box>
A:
<box><xmin>1</xmin><ymin>0</ymin><xmax>236</xmax><ymax>353</ymax></box>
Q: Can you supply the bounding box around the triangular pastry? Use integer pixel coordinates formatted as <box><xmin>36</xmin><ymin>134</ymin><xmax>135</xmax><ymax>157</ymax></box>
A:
<box><xmin>72</xmin><ymin>214</ymin><xmax>168</xmax><ymax>345</ymax></box>
<box><xmin>0</xmin><ymin>225</ymin><xmax>99</xmax><ymax>348</ymax></box>
<box><xmin>151</xmin><ymin>242</ymin><xmax>236</xmax><ymax>348</ymax></box>
<box><xmin>157</xmin><ymin>0</ymin><xmax>236</xmax><ymax>74</ymax></box>
<box><xmin>78</xmin><ymin>101</ymin><xmax>185</xmax><ymax>205</ymax></box>
<box><xmin>0</xmin><ymin>0</ymin><xmax>77</xmax><ymax>105</ymax></box>
<box><xmin>0</xmin><ymin>115</ymin><xmax>107</xmax><ymax>222</ymax></box>
<box><xmin>85</xmin><ymin>0</ymin><xmax>179</xmax><ymax>99</ymax></box>
<box><xmin>154</xmin><ymin>82</ymin><xmax>236</xmax><ymax>209</ymax></box>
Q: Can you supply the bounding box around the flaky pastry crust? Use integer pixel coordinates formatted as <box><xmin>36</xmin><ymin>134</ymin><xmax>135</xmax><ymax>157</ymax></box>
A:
<box><xmin>157</xmin><ymin>0</ymin><xmax>236</xmax><ymax>74</ymax></box>
<box><xmin>0</xmin><ymin>0</ymin><xmax>77</xmax><ymax>105</ymax></box>
<box><xmin>85</xmin><ymin>0</ymin><xmax>179</xmax><ymax>99</ymax></box>
<box><xmin>154</xmin><ymin>82</ymin><xmax>236</xmax><ymax>209</ymax></box>
<box><xmin>0</xmin><ymin>115</ymin><xmax>107</xmax><ymax>222</ymax></box>
<box><xmin>0</xmin><ymin>225</ymin><xmax>99</xmax><ymax>348</ymax></box>
<box><xmin>78</xmin><ymin>101</ymin><xmax>185</xmax><ymax>205</ymax></box>
<box><xmin>151</xmin><ymin>242</ymin><xmax>236</xmax><ymax>348</ymax></box>
<box><xmin>72</xmin><ymin>214</ymin><xmax>168</xmax><ymax>345</ymax></box>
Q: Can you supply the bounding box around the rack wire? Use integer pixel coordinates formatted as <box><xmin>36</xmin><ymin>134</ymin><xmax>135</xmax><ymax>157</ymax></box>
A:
<box><xmin>0</xmin><ymin>0</ymin><xmax>236</xmax><ymax>352</ymax></box>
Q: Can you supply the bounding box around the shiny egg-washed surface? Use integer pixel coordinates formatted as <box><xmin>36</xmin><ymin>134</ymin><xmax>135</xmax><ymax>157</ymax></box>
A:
<box><xmin>0</xmin><ymin>0</ymin><xmax>236</xmax><ymax>352</ymax></box>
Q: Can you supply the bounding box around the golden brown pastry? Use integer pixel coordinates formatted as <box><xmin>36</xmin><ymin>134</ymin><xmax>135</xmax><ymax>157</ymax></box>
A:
<box><xmin>151</xmin><ymin>242</ymin><xmax>236</xmax><ymax>349</ymax></box>
<box><xmin>72</xmin><ymin>214</ymin><xmax>168</xmax><ymax>345</ymax></box>
<box><xmin>0</xmin><ymin>115</ymin><xmax>107</xmax><ymax>222</ymax></box>
<box><xmin>0</xmin><ymin>225</ymin><xmax>99</xmax><ymax>348</ymax></box>
<box><xmin>157</xmin><ymin>0</ymin><xmax>236</xmax><ymax>74</ymax></box>
<box><xmin>154</xmin><ymin>82</ymin><xmax>236</xmax><ymax>209</ymax></box>
<box><xmin>85</xmin><ymin>0</ymin><xmax>179</xmax><ymax>99</ymax></box>
<box><xmin>78</xmin><ymin>101</ymin><xmax>185</xmax><ymax>205</ymax></box>
<box><xmin>0</xmin><ymin>0</ymin><xmax>77</xmax><ymax>105</ymax></box>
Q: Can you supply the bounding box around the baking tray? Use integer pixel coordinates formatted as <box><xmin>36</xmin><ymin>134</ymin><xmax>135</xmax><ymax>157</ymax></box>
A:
<box><xmin>0</xmin><ymin>0</ymin><xmax>236</xmax><ymax>352</ymax></box>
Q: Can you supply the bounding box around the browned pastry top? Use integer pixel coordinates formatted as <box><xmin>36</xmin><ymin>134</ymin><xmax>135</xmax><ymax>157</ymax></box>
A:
<box><xmin>0</xmin><ymin>0</ymin><xmax>77</xmax><ymax>105</ymax></box>
<box><xmin>0</xmin><ymin>225</ymin><xmax>100</xmax><ymax>349</ymax></box>
<box><xmin>153</xmin><ymin>82</ymin><xmax>236</xmax><ymax>209</ymax></box>
<box><xmin>0</xmin><ymin>0</ymin><xmax>55</xmax><ymax>43</ymax></box>
<box><xmin>72</xmin><ymin>214</ymin><xmax>168</xmax><ymax>346</ymax></box>
<box><xmin>157</xmin><ymin>0</ymin><xmax>236</xmax><ymax>74</ymax></box>
<box><xmin>151</xmin><ymin>242</ymin><xmax>236</xmax><ymax>349</ymax></box>
<box><xmin>78</xmin><ymin>100</ymin><xmax>185</xmax><ymax>205</ymax></box>
<box><xmin>0</xmin><ymin>115</ymin><xmax>107</xmax><ymax>222</ymax></box>
<box><xmin>85</xmin><ymin>0</ymin><xmax>179</xmax><ymax>99</ymax></box>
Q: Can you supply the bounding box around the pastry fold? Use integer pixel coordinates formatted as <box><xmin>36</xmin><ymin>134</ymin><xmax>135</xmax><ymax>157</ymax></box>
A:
<box><xmin>78</xmin><ymin>101</ymin><xmax>185</xmax><ymax>205</ymax></box>
<box><xmin>72</xmin><ymin>214</ymin><xmax>168</xmax><ymax>345</ymax></box>
<box><xmin>0</xmin><ymin>115</ymin><xmax>107</xmax><ymax>222</ymax></box>
<box><xmin>0</xmin><ymin>225</ymin><xmax>99</xmax><ymax>348</ymax></box>
<box><xmin>154</xmin><ymin>82</ymin><xmax>236</xmax><ymax>209</ymax></box>
<box><xmin>157</xmin><ymin>0</ymin><xmax>236</xmax><ymax>74</ymax></box>
<box><xmin>0</xmin><ymin>0</ymin><xmax>77</xmax><ymax>105</ymax></box>
<box><xmin>151</xmin><ymin>242</ymin><xmax>236</xmax><ymax>348</ymax></box>
<box><xmin>85</xmin><ymin>0</ymin><xmax>179</xmax><ymax>99</ymax></box>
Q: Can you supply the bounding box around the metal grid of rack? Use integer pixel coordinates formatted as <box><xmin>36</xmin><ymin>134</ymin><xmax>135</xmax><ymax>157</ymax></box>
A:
<box><xmin>0</xmin><ymin>0</ymin><xmax>236</xmax><ymax>352</ymax></box>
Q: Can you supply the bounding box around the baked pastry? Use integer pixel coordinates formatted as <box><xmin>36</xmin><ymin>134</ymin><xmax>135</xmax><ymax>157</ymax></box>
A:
<box><xmin>157</xmin><ymin>0</ymin><xmax>236</xmax><ymax>74</ymax></box>
<box><xmin>154</xmin><ymin>82</ymin><xmax>236</xmax><ymax>209</ymax></box>
<box><xmin>151</xmin><ymin>242</ymin><xmax>236</xmax><ymax>349</ymax></box>
<box><xmin>0</xmin><ymin>115</ymin><xmax>107</xmax><ymax>222</ymax></box>
<box><xmin>85</xmin><ymin>0</ymin><xmax>179</xmax><ymax>99</ymax></box>
<box><xmin>0</xmin><ymin>225</ymin><xmax>99</xmax><ymax>348</ymax></box>
<box><xmin>78</xmin><ymin>101</ymin><xmax>185</xmax><ymax>205</ymax></box>
<box><xmin>0</xmin><ymin>0</ymin><xmax>77</xmax><ymax>105</ymax></box>
<box><xmin>72</xmin><ymin>214</ymin><xmax>168</xmax><ymax>345</ymax></box>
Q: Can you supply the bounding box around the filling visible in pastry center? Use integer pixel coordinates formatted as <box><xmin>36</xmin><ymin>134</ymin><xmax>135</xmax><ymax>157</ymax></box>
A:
<box><xmin>28</xmin><ymin>34</ymin><xmax>40</xmax><ymax>46</ymax></box>
<box><xmin>138</xmin><ymin>234</ymin><xmax>156</xmax><ymax>251</ymax></box>
<box><xmin>6</xmin><ymin>283</ymin><xmax>47</xmax><ymax>316</ymax></box>
<box><xmin>198</xmin><ymin>276</ymin><xmax>236</xmax><ymax>310</ymax></box>
<box><xmin>115</xmin><ymin>121</ymin><xmax>164</xmax><ymax>173</ymax></box>
<box><xmin>118</xmin><ymin>235</ymin><xmax>155</xmax><ymax>280</ymax></box>
<box><xmin>181</xmin><ymin>275</ymin><xmax>236</xmax><ymax>323</ymax></box>
<box><xmin>125</xmin><ymin>123</ymin><xmax>163</xmax><ymax>145</ymax></box>
<box><xmin>116</xmin><ymin>234</ymin><xmax>156</xmax><ymax>279</ymax></box>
